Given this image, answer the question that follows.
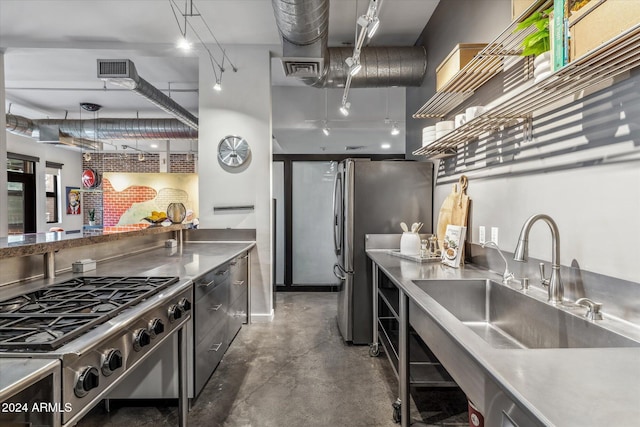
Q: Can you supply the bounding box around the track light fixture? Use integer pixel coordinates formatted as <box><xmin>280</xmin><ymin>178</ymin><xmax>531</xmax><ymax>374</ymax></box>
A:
<box><xmin>340</xmin><ymin>0</ymin><xmax>383</xmax><ymax>113</ymax></box>
<box><xmin>368</xmin><ymin>17</ymin><xmax>380</xmax><ymax>38</ymax></box>
<box><xmin>391</xmin><ymin>122</ymin><xmax>400</xmax><ymax>136</ymax></box>
<box><xmin>345</xmin><ymin>56</ymin><xmax>362</xmax><ymax>76</ymax></box>
<box><xmin>339</xmin><ymin>102</ymin><xmax>351</xmax><ymax>117</ymax></box>
<box><xmin>169</xmin><ymin>0</ymin><xmax>237</xmax><ymax>92</ymax></box>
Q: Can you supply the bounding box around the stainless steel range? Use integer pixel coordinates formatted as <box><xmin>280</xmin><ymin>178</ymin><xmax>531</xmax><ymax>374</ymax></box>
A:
<box><xmin>0</xmin><ymin>276</ymin><xmax>192</xmax><ymax>427</ymax></box>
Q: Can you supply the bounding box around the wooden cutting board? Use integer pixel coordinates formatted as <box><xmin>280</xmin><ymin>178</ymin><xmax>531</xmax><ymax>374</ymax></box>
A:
<box><xmin>436</xmin><ymin>175</ymin><xmax>470</xmax><ymax>251</ymax></box>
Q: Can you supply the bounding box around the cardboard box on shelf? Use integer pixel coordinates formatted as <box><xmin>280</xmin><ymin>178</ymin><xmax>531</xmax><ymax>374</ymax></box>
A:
<box><xmin>512</xmin><ymin>0</ymin><xmax>536</xmax><ymax>21</ymax></box>
<box><xmin>569</xmin><ymin>0</ymin><xmax>640</xmax><ymax>60</ymax></box>
<box><xmin>435</xmin><ymin>43</ymin><xmax>488</xmax><ymax>92</ymax></box>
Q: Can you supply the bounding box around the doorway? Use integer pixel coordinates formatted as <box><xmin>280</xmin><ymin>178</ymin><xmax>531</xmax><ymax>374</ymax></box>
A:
<box><xmin>273</xmin><ymin>154</ymin><xmax>403</xmax><ymax>291</ymax></box>
<box><xmin>7</xmin><ymin>157</ymin><xmax>36</xmax><ymax>234</ymax></box>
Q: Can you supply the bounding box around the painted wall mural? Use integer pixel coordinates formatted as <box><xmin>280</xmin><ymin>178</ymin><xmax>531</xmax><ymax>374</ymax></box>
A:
<box><xmin>102</xmin><ymin>173</ymin><xmax>198</xmax><ymax>226</ymax></box>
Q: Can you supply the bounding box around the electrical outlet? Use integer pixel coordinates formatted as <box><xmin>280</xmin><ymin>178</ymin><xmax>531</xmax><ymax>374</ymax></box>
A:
<box><xmin>491</xmin><ymin>227</ymin><xmax>499</xmax><ymax>245</ymax></box>
<box><xmin>479</xmin><ymin>226</ymin><xmax>486</xmax><ymax>244</ymax></box>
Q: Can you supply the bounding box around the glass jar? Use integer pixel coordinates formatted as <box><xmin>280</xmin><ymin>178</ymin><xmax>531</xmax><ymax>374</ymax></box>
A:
<box><xmin>420</xmin><ymin>239</ymin><xmax>428</xmax><ymax>258</ymax></box>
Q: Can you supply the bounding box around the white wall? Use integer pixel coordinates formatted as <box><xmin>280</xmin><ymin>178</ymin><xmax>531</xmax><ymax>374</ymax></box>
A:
<box><xmin>198</xmin><ymin>46</ymin><xmax>275</xmax><ymax>321</ymax></box>
<box><xmin>6</xmin><ymin>132</ymin><xmax>84</xmax><ymax>233</ymax></box>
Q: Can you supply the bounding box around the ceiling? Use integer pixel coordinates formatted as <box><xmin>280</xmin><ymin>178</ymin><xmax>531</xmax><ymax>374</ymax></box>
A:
<box><xmin>0</xmin><ymin>0</ymin><xmax>439</xmax><ymax>155</ymax></box>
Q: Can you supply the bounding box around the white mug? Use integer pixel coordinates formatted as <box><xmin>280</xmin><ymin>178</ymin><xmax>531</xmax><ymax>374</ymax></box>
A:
<box><xmin>454</xmin><ymin>113</ymin><xmax>466</xmax><ymax>128</ymax></box>
<box><xmin>465</xmin><ymin>106</ymin><xmax>485</xmax><ymax>121</ymax></box>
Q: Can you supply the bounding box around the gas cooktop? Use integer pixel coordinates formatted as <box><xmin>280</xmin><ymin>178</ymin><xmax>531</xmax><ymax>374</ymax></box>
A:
<box><xmin>0</xmin><ymin>276</ymin><xmax>179</xmax><ymax>351</ymax></box>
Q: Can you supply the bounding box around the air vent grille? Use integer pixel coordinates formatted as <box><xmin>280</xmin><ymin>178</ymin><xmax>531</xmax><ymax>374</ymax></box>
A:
<box><xmin>281</xmin><ymin>58</ymin><xmax>324</xmax><ymax>77</ymax></box>
<box><xmin>97</xmin><ymin>59</ymin><xmax>132</xmax><ymax>78</ymax></box>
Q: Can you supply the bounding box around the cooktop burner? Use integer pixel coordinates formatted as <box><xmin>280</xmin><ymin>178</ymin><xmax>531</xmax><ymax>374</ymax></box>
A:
<box><xmin>0</xmin><ymin>276</ymin><xmax>179</xmax><ymax>351</ymax></box>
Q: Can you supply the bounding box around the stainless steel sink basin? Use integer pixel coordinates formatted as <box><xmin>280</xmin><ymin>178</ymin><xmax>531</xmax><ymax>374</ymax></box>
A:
<box><xmin>413</xmin><ymin>279</ymin><xmax>640</xmax><ymax>349</ymax></box>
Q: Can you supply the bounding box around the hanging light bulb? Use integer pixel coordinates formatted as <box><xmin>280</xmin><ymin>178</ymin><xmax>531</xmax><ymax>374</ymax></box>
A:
<box><xmin>83</xmin><ymin>152</ymin><xmax>92</xmax><ymax>162</ymax></box>
<box><xmin>177</xmin><ymin>36</ymin><xmax>192</xmax><ymax>50</ymax></box>
<box><xmin>390</xmin><ymin>122</ymin><xmax>400</xmax><ymax>136</ymax></box>
<box><xmin>213</xmin><ymin>80</ymin><xmax>222</xmax><ymax>91</ymax></box>
<box><xmin>138</xmin><ymin>153</ymin><xmax>145</xmax><ymax>162</ymax></box>
<box><xmin>322</xmin><ymin>127</ymin><xmax>330</xmax><ymax>136</ymax></box>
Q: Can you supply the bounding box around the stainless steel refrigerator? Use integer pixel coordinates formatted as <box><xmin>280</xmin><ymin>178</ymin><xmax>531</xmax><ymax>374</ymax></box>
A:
<box><xmin>332</xmin><ymin>159</ymin><xmax>433</xmax><ymax>344</ymax></box>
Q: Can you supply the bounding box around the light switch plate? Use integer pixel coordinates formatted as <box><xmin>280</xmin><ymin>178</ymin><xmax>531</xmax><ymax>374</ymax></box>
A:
<box><xmin>479</xmin><ymin>226</ymin><xmax>486</xmax><ymax>244</ymax></box>
<box><xmin>491</xmin><ymin>227</ymin><xmax>499</xmax><ymax>245</ymax></box>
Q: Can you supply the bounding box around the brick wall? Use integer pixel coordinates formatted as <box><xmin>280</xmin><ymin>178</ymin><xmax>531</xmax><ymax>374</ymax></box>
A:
<box><xmin>170</xmin><ymin>154</ymin><xmax>197</xmax><ymax>173</ymax></box>
<box><xmin>102</xmin><ymin>178</ymin><xmax>157</xmax><ymax>226</ymax></box>
<box><xmin>81</xmin><ymin>152</ymin><xmax>196</xmax><ymax>224</ymax></box>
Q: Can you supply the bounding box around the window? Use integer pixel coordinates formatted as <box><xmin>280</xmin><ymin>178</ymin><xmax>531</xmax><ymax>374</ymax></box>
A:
<box><xmin>45</xmin><ymin>168</ymin><xmax>61</xmax><ymax>223</ymax></box>
<box><xmin>7</xmin><ymin>156</ymin><xmax>37</xmax><ymax>234</ymax></box>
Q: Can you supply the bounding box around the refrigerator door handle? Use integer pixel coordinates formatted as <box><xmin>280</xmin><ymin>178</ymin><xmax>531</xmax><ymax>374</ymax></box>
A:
<box><xmin>332</xmin><ymin>172</ymin><xmax>343</xmax><ymax>255</ymax></box>
<box><xmin>333</xmin><ymin>263</ymin><xmax>349</xmax><ymax>280</ymax></box>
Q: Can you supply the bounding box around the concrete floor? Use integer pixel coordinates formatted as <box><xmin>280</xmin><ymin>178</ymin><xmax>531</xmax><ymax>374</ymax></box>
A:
<box><xmin>79</xmin><ymin>292</ymin><xmax>468</xmax><ymax>427</ymax></box>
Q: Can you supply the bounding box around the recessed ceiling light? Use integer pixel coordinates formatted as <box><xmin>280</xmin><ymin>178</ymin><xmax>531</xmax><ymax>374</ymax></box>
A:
<box><xmin>381</xmin><ymin>143</ymin><xmax>391</xmax><ymax>150</ymax></box>
<box><xmin>150</xmin><ymin>143</ymin><xmax>158</xmax><ymax>148</ymax></box>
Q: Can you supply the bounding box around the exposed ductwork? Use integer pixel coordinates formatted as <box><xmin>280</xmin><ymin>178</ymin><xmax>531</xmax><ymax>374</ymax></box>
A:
<box><xmin>271</xmin><ymin>0</ymin><xmax>427</xmax><ymax>88</ymax></box>
<box><xmin>97</xmin><ymin>59</ymin><xmax>199</xmax><ymax>130</ymax></box>
<box><xmin>6</xmin><ymin>114</ymin><xmax>198</xmax><ymax>142</ymax></box>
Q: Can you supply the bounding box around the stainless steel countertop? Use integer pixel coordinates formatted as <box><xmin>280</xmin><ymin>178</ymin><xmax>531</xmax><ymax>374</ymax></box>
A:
<box><xmin>367</xmin><ymin>249</ymin><xmax>640</xmax><ymax>427</ymax></box>
<box><xmin>0</xmin><ymin>241</ymin><xmax>255</xmax><ymax>300</ymax></box>
<box><xmin>0</xmin><ymin>224</ymin><xmax>187</xmax><ymax>259</ymax></box>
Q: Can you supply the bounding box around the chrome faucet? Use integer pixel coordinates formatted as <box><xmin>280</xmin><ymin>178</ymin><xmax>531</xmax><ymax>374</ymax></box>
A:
<box><xmin>513</xmin><ymin>214</ymin><xmax>563</xmax><ymax>304</ymax></box>
<box><xmin>481</xmin><ymin>241</ymin><xmax>514</xmax><ymax>284</ymax></box>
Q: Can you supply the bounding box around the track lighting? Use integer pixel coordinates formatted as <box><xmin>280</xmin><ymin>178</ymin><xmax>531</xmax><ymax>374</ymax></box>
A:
<box><xmin>349</xmin><ymin>60</ymin><xmax>362</xmax><ymax>76</ymax></box>
<box><xmin>391</xmin><ymin>122</ymin><xmax>400</xmax><ymax>136</ymax></box>
<box><xmin>345</xmin><ymin>56</ymin><xmax>362</xmax><ymax>76</ymax></box>
<box><xmin>357</xmin><ymin>15</ymin><xmax>370</xmax><ymax>28</ymax></box>
<box><xmin>339</xmin><ymin>102</ymin><xmax>351</xmax><ymax>117</ymax></box>
<box><xmin>368</xmin><ymin>17</ymin><xmax>380</xmax><ymax>38</ymax></box>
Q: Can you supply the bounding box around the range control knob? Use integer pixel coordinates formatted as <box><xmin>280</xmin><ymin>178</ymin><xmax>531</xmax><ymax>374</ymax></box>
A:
<box><xmin>101</xmin><ymin>349</ymin><xmax>123</xmax><ymax>376</ymax></box>
<box><xmin>74</xmin><ymin>366</ymin><xmax>100</xmax><ymax>398</ymax></box>
<box><xmin>149</xmin><ymin>318</ymin><xmax>165</xmax><ymax>338</ymax></box>
<box><xmin>133</xmin><ymin>328</ymin><xmax>151</xmax><ymax>351</ymax></box>
<box><xmin>168</xmin><ymin>304</ymin><xmax>184</xmax><ymax>323</ymax></box>
<box><xmin>178</xmin><ymin>298</ymin><xmax>191</xmax><ymax>312</ymax></box>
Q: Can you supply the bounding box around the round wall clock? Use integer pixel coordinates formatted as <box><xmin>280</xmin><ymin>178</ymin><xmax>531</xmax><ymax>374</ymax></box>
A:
<box><xmin>217</xmin><ymin>135</ymin><xmax>251</xmax><ymax>167</ymax></box>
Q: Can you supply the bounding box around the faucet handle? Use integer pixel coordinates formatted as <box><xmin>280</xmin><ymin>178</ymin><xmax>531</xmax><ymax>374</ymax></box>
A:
<box><xmin>539</xmin><ymin>263</ymin><xmax>550</xmax><ymax>287</ymax></box>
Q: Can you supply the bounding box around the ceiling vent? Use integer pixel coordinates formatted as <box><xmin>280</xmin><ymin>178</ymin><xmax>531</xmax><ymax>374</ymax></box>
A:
<box><xmin>97</xmin><ymin>59</ymin><xmax>198</xmax><ymax>130</ymax></box>
<box><xmin>97</xmin><ymin>59</ymin><xmax>135</xmax><ymax>79</ymax></box>
<box><xmin>282</xmin><ymin>58</ymin><xmax>324</xmax><ymax>78</ymax></box>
